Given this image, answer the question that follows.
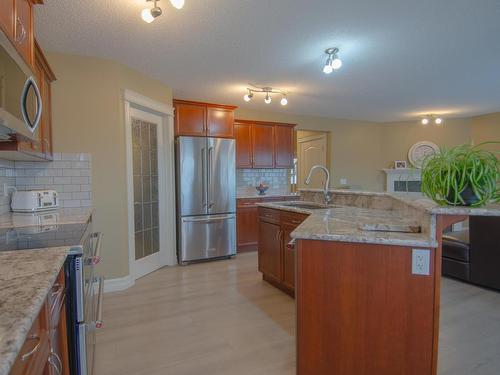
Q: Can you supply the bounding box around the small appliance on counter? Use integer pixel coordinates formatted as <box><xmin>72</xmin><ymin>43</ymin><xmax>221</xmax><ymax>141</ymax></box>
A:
<box><xmin>255</xmin><ymin>183</ymin><xmax>269</xmax><ymax>196</ymax></box>
<box><xmin>11</xmin><ymin>190</ymin><xmax>59</xmax><ymax>212</ymax></box>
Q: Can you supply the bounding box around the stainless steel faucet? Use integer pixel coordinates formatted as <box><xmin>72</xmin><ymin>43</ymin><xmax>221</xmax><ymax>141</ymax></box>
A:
<box><xmin>305</xmin><ymin>165</ymin><xmax>333</xmax><ymax>205</ymax></box>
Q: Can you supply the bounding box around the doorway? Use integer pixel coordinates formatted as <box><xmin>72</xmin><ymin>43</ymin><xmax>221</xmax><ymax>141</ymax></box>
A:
<box><xmin>296</xmin><ymin>131</ymin><xmax>329</xmax><ymax>189</ymax></box>
<box><xmin>124</xmin><ymin>91</ymin><xmax>176</xmax><ymax>281</ymax></box>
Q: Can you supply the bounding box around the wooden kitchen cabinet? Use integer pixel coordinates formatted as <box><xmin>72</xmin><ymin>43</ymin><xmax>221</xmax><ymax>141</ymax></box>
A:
<box><xmin>234</xmin><ymin>119</ymin><xmax>296</xmax><ymax>169</ymax></box>
<box><xmin>258</xmin><ymin>216</ymin><xmax>282</xmax><ymax>282</ymax></box>
<box><xmin>252</xmin><ymin>123</ymin><xmax>274</xmax><ymax>168</ymax></box>
<box><xmin>10</xmin><ymin>267</ymin><xmax>69</xmax><ymax>375</ymax></box>
<box><xmin>13</xmin><ymin>0</ymin><xmax>34</xmax><ymax>66</ymax></box>
<box><xmin>35</xmin><ymin>41</ymin><xmax>56</xmax><ymax>159</ymax></box>
<box><xmin>207</xmin><ymin>107</ymin><xmax>234</xmax><ymax>138</ymax></box>
<box><xmin>173</xmin><ymin>100</ymin><xmax>237</xmax><ymax>138</ymax></box>
<box><xmin>257</xmin><ymin>207</ymin><xmax>308</xmax><ymax>296</ymax></box>
<box><xmin>234</xmin><ymin>122</ymin><xmax>253</xmax><ymax>168</ymax></box>
<box><xmin>0</xmin><ymin>0</ymin><xmax>15</xmax><ymax>40</ymax></box>
<box><xmin>274</xmin><ymin>125</ymin><xmax>295</xmax><ymax>168</ymax></box>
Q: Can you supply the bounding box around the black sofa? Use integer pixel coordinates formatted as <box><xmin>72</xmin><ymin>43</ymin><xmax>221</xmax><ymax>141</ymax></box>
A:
<box><xmin>442</xmin><ymin>216</ymin><xmax>500</xmax><ymax>290</ymax></box>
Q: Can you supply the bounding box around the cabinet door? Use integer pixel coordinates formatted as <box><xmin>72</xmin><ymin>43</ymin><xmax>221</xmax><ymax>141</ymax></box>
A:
<box><xmin>207</xmin><ymin>107</ymin><xmax>234</xmax><ymax>138</ymax></box>
<box><xmin>258</xmin><ymin>219</ymin><xmax>282</xmax><ymax>281</ymax></box>
<box><xmin>281</xmin><ymin>223</ymin><xmax>297</xmax><ymax>291</ymax></box>
<box><xmin>236</xmin><ymin>206</ymin><xmax>259</xmax><ymax>251</ymax></box>
<box><xmin>234</xmin><ymin>122</ymin><xmax>253</xmax><ymax>168</ymax></box>
<box><xmin>174</xmin><ymin>102</ymin><xmax>206</xmax><ymax>136</ymax></box>
<box><xmin>252</xmin><ymin>123</ymin><xmax>274</xmax><ymax>168</ymax></box>
<box><xmin>274</xmin><ymin>125</ymin><xmax>295</xmax><ymax>168</ymax></box>
<box><xmin>0</xmin><ymin>0</ymin><xmax>14</xmax><ymax>40</ymax></box>
<box><xmin>14</xmin><ymin>0</ymin><xmax>33</xmax><ymax>66</ymax></box>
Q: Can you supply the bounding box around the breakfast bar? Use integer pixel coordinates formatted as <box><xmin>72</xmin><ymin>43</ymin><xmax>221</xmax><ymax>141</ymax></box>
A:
<box><xmin>257</xmin><ymin>189</ymin><xmax>500</xmax><ymax>375</ymax></box>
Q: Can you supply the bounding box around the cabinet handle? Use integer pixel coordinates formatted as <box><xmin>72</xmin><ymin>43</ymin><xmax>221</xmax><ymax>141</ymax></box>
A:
<box><xmin>287</xmin><ymin>239</ymin><xmax>296</xmax><ymax>250</ymax></box>
<box><xmin>21</xmin><ymin>335</ymin><xmax>41</xmax><ymax>362</ymax></box>
<box><xmin>15</xmin><ymin>17</ymin><xmax>27</xmax><ymax>44</ymax></box>
<box><xmin>50</xmin><ymin>352</ymin><xmax>63</xmax><ymax>375</ymax></box>
<box><xmin>51</xmin><ymin>283</ymin><xmax>63</xmax><ymax>297</ymax></box>
<box><xmin>48</xmin><ymin>354</ymin><xmax>61</xmax><ymax>375</ymax></box>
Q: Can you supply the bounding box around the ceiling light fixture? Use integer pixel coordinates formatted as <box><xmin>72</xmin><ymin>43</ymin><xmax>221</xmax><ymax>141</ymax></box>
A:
<box><xmin>420</xmin><ymin>115</ymin><xmax>444</xmax><ymax>127</ymax></box>
<box><xmin>142</xmin><ymin>0</ymin><xmax>185</xmax><ymax>23</ymax></box>
<box><xmin>142</xmin><ymin>0</ymin><xmax>162</xmax><ymax>23</ymax></box>
<box><xmin>169</xmin><ymin>0</ymin><xmax>185</xmax><ymax>9</ymax></box>
<box><xmin>323</xmin><ymin>47</ymin><xmax>342</xmax><ymax>74</ymax></box>
<box><xmin>243</xmin><ymin>84</ymin><xmax>289</xmax><ymax>107</ymax></box>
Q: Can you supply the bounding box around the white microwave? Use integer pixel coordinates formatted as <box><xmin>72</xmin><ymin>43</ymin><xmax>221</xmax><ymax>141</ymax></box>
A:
<box><xmin>0</xmin><ymin>30</ymin><xmax>42</xmax><ymax>140</ymax></box>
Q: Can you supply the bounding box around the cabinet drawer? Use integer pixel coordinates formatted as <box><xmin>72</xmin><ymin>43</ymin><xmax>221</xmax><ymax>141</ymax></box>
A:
<box><xmin>10</xmin><ymin>303</ymin><xmax>49</xmax><ymax>375</ymax></box>
<box><xmin>259</xmin><ymin>207</ymin><xmax>281</xmax><ymax>222</ymax></box>
<box><xmin>237</xmin><ymin>198</ymin><xmax>261</xmax><ymax>208</ymax></box>
<box><xmin>281</xmin><ymin>212</ymin><xmax>309</xmax><ymax>226</ymax></box>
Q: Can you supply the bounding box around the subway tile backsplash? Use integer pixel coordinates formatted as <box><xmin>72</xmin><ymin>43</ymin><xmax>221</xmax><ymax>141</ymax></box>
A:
<box><xmin>0</xmin><ymin>153</ymin><xmax>92</xmax><ymax>214</ymax></box>
<box><xmin>237</xmin><ymin>168</ymin><xmax>291</xmax><ymax>196</ymax></box>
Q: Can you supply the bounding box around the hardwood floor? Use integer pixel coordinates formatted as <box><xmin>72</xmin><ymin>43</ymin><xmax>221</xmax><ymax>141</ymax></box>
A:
<box><xmin>95</xmin><ymin>252</ymin><xmax>500</xmax><ymax>375</ymax></box>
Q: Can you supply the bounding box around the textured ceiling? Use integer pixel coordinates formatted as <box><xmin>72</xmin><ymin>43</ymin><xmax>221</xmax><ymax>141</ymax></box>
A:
<box><xmin>35</xmin><ymin>0</ymin><xmax>500</xmax><ymax>122</ymax></box>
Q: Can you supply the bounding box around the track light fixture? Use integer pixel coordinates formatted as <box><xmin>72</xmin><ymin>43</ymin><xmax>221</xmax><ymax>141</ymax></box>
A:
<box><xmin>323</xmin><ymin>47</ymin><xmax>342</xmax><ymax>74</ymax></box>
<box><xmin>243</xmin><ymin>85</ymin><xmax>289</xmax><ymax>106</ymax></box>
<box><xmin>420</xmin><ymin>115</ymin><xmax>444</xmax><ymax>126</ymax></box>
<box><xmin>142</xmin><ymin>0</ymin><xmax>185</xmax><ymax>23</ymax></box>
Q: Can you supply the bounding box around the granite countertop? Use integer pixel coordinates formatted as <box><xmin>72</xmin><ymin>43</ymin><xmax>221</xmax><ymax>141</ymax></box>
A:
<box><xmin>258</xmin><ymin>201</ymin><xmax>436</xmax><ymax>248</ymax></box>
<box><xmin>237</xmin><ymin>192</ymin><xmax>299</xmax><ymax>199</ymax></box>
<box><xmin>0</xmin><ymin>207</ymin><xmax>93</xmax><ymax>229</ymax></box>
<box><xmin>0</xmin><ymin>247</ymin><xmax>70</xmax><ymax>375</ymax></box>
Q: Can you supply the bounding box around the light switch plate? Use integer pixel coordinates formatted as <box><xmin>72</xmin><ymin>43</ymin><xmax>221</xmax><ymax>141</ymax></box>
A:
<box><xmin>412</xmin><ymin>249</ymin><xmax>430</xmax><ymax>275</ymax></box>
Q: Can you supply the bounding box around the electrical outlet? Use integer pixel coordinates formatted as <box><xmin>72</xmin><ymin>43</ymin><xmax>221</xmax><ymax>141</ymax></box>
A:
<box><xmin>412</xmin><ymin>249</ymin><xmax>430</xmax><ymax>275</ymax></box>
<box><xmin>340</xmin><ymin>178</ymin><xmax>347</xmax><ymax>185</ymax></box>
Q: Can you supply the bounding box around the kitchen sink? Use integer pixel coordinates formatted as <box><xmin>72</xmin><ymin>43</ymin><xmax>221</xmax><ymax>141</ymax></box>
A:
<box><xmin>280</xmin><ymin>202</ymin><xmax>328</xmax><ymax>210</ymax></box>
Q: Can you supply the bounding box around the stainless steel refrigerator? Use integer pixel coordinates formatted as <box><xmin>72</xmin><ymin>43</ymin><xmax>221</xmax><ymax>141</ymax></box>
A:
<box><xmin>175</xmin><ymin>136</ymin><xmax>236</xmax><ymax>264</ymax></box>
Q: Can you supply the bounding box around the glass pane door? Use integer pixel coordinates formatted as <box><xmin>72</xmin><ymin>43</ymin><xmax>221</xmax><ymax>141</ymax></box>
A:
<box><xmin>132</xmin><ymin>118</ymin><xmax>160</xmax><ymax>261</ymax></box>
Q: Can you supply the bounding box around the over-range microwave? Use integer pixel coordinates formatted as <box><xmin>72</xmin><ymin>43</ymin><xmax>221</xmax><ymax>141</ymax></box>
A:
<box><xmin>0</xmin><ymin>30</ymin><xmax>42</xmax><ymax>140</ymax></box>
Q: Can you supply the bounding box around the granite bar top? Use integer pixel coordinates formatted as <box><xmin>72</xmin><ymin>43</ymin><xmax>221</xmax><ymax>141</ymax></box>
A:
<box><xmin>258</xmin><ymin>201</ymin><xmax>437</xmax><ymax>248</ymax></box>
<box><xmin>237</xmin><ymin>192</ymin><xmax>299</xmax><ymax>199</ymax></box>
<box><xmin>0</xmin><ymin>247</ymin><xmax>70</xmax><ymax>375</ymax></box>
<box><xmin>0</xmin><ymin>207</ymin><xmax>92</xmax><ymax>229</ymax></box>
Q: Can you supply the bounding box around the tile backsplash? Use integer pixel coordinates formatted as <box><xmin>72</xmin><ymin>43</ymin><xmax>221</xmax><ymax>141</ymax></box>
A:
<box><xmin>237</xmin><ymin>168</ymin><xmax>291</xmax><ymax>196</ymax></box>
<box><xmin>0</xmin><ymin>153</ymin><xmax>92</xmax><ymax>214</ymax></box>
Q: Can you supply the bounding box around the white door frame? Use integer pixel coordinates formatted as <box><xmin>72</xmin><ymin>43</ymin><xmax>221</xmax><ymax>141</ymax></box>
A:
<box><xmin>123</xmin><ymin>89</ymin><xmax>176</xmax><ymax>281</ymax></box>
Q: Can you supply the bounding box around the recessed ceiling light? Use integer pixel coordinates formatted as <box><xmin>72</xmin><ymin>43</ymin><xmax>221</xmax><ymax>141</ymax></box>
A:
<box><xmin>280</xmin><ymin>96</ymin><xmax>288</xmax><ymax>106</ymax></box>
<box><xmin>421</xmin><ymin>118</ymin><xmax>430</xmax><ymax>125</ymax></box>
<box><xmin>169</xmin><ymin>0</ymin><xmax>185</xmax><ymax>9</ymax></box>
<box><xmin>435</xmin><ymin>117</ymin><xmax>443</xmax><ymax>125</ymax></box>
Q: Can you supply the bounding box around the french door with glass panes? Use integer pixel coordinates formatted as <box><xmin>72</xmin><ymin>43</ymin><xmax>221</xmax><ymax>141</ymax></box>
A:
<box><xmin>130</xmin><ymin>107</ymin><xmax>166</xmax><ymax>278</ymax></box>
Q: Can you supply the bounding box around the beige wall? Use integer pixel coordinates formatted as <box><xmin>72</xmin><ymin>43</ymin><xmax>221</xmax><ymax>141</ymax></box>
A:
<box><xmin>470</xmin><ymin>112</ymin><xmax>500</xmax><ymax>153</ymax></box>
<box><xmin>47</xmin><ymin>52</ymin><xmax>172</xmax><ymax>279</ymax></box>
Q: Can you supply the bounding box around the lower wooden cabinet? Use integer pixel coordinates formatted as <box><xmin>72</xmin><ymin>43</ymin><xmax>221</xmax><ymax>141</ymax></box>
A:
<box><xmin>10</xmin><ymin>267</ymin><xmax>69</xmax><ymax>375</ymax></box>
<box><xmin>236</xmin><ymin>196</ymin><xmax>298</xmax><ymax>253</ymax></box>
<box><xmin>257</xmin><ymin>207</ymin><xmax>309</xmax><ymax>296</ymax></box>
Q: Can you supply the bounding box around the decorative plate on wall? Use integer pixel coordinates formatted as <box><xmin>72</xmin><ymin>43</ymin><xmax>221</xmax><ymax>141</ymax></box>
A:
<box><xmin>408</xmin><ymin>141</ymin><xmax>439</xmax><ymax>168</ymax></box>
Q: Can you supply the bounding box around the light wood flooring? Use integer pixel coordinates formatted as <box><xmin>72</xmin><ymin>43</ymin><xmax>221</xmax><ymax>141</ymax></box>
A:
<box><xmin>95</xmin><ymin>252</ymin><xmax>500</xmax><ymax>375</ymax></box>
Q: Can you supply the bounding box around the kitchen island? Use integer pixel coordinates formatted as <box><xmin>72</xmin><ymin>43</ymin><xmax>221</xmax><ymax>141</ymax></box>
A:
<box><xmin>257</xmin><ymin>190</ymin><xmax>500</xmax><ymax>375</ymax></box>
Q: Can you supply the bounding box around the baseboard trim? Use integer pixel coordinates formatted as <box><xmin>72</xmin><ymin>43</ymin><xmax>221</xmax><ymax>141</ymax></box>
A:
<box><xmin>104</xmin><ymin>274</ymin><xmax>135</xmax><ymax>293</ymax></box>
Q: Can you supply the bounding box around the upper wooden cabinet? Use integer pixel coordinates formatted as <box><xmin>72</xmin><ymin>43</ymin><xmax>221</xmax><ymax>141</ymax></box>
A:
<box><xmin>234</xmin><ymin>122</ymin><xmax>252</xmax><ymax>168</ymax></box>
<box><xmin>0</xmin><ymin>1</ymin><xmax>15</xmax><ymax>40</ymax></box>
<box><xmin>207</xmin><ymin>107</ymin><xmax>234</xmax><ymax>138</ymax></box>
<box><xmin>0</xmin><ymin>0</ymin><xmax>43</xmax><ymax>69</ymax></box>
<box><xmin>35</xmin><ymin>40</ymin><xmax>56</xmax><ymax>159</ymax></box>
<box><xmin>173</xmin><ymin>100</ymin><xmax>237</xmax><ymax>138</ymax></box>
<box><xmin>234</xmin><ymin>119</ymin><xmax>296</xmax><ymax>169</ymax></box>
<box><xmin>14</xmin><ymin>0</ymin><xmax>34</xmax><ymax>66</ymax></box>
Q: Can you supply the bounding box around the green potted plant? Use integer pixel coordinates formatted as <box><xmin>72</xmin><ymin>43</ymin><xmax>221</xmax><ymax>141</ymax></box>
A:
<box><xmin>421</xmin><ymin>142</ymin><xmax>500</xmax><ymax>206</ymax></box>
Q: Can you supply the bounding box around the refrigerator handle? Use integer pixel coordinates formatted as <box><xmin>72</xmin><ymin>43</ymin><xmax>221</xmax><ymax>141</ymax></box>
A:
<box><xmin>201</xmin><ymin>148</ymin><xmax>207</xmax><ymax>208</ymax></box>
<box><xmin>208</xmin><ymin>146</ymin><xmax>214</xmax><ymax>209</ymax></box>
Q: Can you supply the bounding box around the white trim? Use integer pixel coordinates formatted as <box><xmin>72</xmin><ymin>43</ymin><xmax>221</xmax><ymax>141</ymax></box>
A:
<box><xmin>124</xmin><ymin>90</ymin><xmax>177</xmax><ymax>284</ymax></box>
<box><xmin>123</xmin><ymin>89</ymin><xmax>174</xmax><ymax>116</ymax></box>
<box><xmin>103</xmin><ymin>275</ymin><xmax>135</xmax><ymax>293</ymax></box>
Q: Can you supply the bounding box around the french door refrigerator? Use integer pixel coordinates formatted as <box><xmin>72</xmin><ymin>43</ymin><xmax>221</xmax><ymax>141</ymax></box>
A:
<box><xmin>175</xmin><ymin>136</ymin><xmax>236</xmax><ymax>264</ymax></box>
